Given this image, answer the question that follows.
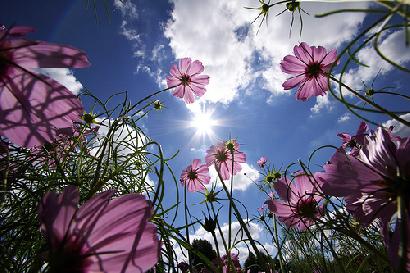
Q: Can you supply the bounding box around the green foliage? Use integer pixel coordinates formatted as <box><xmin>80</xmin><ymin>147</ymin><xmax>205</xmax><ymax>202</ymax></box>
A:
<box><xmin>190</xmin><ymin>239</ymin><xmax>218</xmax><ymax>269</ymax></box>
<box><xmin>244</xmin><ymin>252</ymin><xmax>277</xmax><ymax>273</ymax></box>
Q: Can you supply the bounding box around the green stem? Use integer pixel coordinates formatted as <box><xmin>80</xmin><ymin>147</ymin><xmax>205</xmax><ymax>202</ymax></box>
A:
<box><xmin>273</xmin><ymin>216</ymin><xmax>286</xmax><ymax>273</ymax></box>
<box><xmin>184</xmin><ymin>186</ymin><xmax>194</xmax><ymax>272</ymax></box>
<box><xmin>228</xmin><ymin>154</ymin><xmax>234</xmax><ymax>252</ymax></box>
<box><xmin>329</xmin><ymin>75</ymin><xmax>410</xmax><ymax>127</ymax></box>
<box><xmin>216</xmin><ymin>169</ymin><xmax>260</xmax><ymax>258</ymax></box>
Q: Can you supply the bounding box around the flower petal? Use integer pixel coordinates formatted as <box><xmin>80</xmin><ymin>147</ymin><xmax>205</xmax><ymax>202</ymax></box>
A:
<box><xmin>39</xmin><ymin>186</ymin><xmax>79</xmax><ymax>248</ymax></box>
<box><xmin>282</xmin><ymin>74</ymin><xmax>305</xmax><ymax>90</ymax></box>
<box><xmin>280</xmin><ymin>55</ymin><xmax>306</xmax><ymax>74</ymax></box>
<box><xmin>187</xmin><ymin>60</ymin><xmax>204</xmax><ymax>76</ymax></box>
<box><xmin>0</xmin><ymin>68</ymin><xmax>84</xmax><ymax>147</ymax></box>
<box><xmin>12</xmin><ymin>43</ymin><xmax>90</xmax><ymax>68</ymax></box>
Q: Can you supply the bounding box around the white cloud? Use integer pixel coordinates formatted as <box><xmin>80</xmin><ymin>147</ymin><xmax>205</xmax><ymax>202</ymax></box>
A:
<box><xmin>119</xmin><ymin>20</ymin><xmax>141</xmax><ymax>42</ymax></box>
<box><xmin>115</xmin><ymin>0</ymin><xmax>145</xmax><ymax>61</ymax></box>
<box><xmin>114</xmin><ymin>0</ymin><xmax>138</xmax><ymax>19</ymax></box>
<box><xmin>382</xmin><ymin>113</ymin><xmax>410</xmax><ymax>137</ymax></box>
<box><xmin>174</xmin><ymin>221</ymin><xmax>275</xmax><ymax>264</ymax></box>
<box><xmin>342</xmin><ymin>30</ymin><xmax>410</xmax><ymax>95</ymax></box>
<box><xmin>208</xmin><ymin>163</ymin><xmax>259</xmax><ymax>192</ymax></box>
<box><xmin>310</xmin><ymin>93</ymin><xmax>334</xmax><ymax>114</ymax></box>
<box><xmin>89</xmin><ymin>117</ymin><xmax>154</xmax><ymax>191</ymax></box>
<box><xmin>337</xmin><ymin>113</ymin><xmax>351</xmax><ymax>123</ymax></box>
<box><xmin>165</xmin><ymin>0</ymin><xmax>368</xmax><ymax>105</ymax></box>
<box><xmin>36</xmin><ymin>68</ymin><xmax>83</xmax><ymax>95</ymax></box>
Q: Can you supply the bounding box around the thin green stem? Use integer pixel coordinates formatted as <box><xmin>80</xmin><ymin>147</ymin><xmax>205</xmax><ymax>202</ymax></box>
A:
<box><xmin>273</xmin><ymin>215</ymin><xmax>286</xmax><ymax>273</ymax></box>
<box><xmin>184</xmin><ymin>186</ymin><xmax>194</xmax><ymax>272</ymax></box>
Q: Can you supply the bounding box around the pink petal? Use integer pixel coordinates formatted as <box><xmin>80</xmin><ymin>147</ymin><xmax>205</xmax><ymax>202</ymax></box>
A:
<box><xmin>317</xmin><ymin>151</ymin><xmax>383</xmax><ymax>197</ymax></box>
<box><xmin>280</xmin><ymin>55</ymin><xmax>306</xmax><ymax>74</ymax></box>
<box><xmin>81</xmin><ymin>194</ymin><xmax>159</xmax><ymax>273</ymax></box>
<box><xmin>39</xmin><ymin>186</ymin><xmax>79</xmax><ymax>248</ymax></box>
<box><xmin>191</xmin><ymin>74</ymin><xmax>209</xmax><ymax>85</ymax></box>
<box><xmin>356</xmin><ymin>121</ymin><xmax>369</xmax><ymax>136</ymax></box>
<box><xmin>169</xmin><ymin>64</ymin><xmax>182</xmax><ymax>78</ymax></box>
<box><xmin>397</xmin><ymin>137</ymin><xmax>410</xmax><ymax>178</ymax></box>
<box><xmin>296</xmin><ymin>78</ymin><xmax>324</xmax><ymax>101</ymax></box>
<box><xmin>315</xmin><ymin>75</ymin><xmax>329</xmax><ymax>93</ymax></box>
<box><xmin>0</xmin><ymin>68</ymin><xmax>84</xmax><ymax>148</ymax></box>
<box><xmin>321</xmin><ymin>49</ymin><xmax>338</xmax><ymax>67</ymax></box>
<box><xmin>8</xmin><ymin>26</ymin><xmax>35</xmax><ymax>36</ymax></box>
<box><xmin>282</xmin><ymin>74</ymin><xmax>305</xmax><ymax>90</ymax></box>
<box><xmin>178</xmin><ymin>58</ymin><xmax>192</xmax><ymax>74</ymax></box>
<box><xmin>293</xmin><ymin>42</ymin><xmax>313</xmax><ymax>64</ymax></box>
<box><xmin>274</xmin><ymin>178</ymin><xmax>291</xmax><ymax>201</ymax></box>
<box><xmin>183</xmin><ymin>88</ymin><xmax>195</xmax><ymax>104</ymax></box>
<box><xmin>189</xmin><ymin>84</ymin><xmax>206</xmax><ymax>97</ymax></box>
<box><xmin>191</xmin><ymin>159</ymin><xmax>201</xmax><ymax>169</ymax></box>
<box><xmin>366</xmin><ymin>128</ymin><xmax>397</xmax><ymax>175</ymax></box>
<box><xmin>187</xmin><ymin>60</ymin><xmax>204</xmax><ymax>76</ymax></box>
<box><xmin>166</xmin><ymin>76</ymin><xmax>181</xmax><ymax>88</ymax></box>
<box><xmin>172</xmin><ymin>85</ymin><xmax>185</xmax><ymax>98</ymax></box>
<box><xmin>12</xmin><ymin>43</ymin><xmax>90</xmax><ymax>68</ymax></box>
<box><xmin>312</xmin><ymin>46</ymin><xmax>326</xmax><ymax>63</ymax></box>
<box><xmin>338</xmin><ymin>133</ymin><xmax>352</xmax><ymax>144</ymax></box>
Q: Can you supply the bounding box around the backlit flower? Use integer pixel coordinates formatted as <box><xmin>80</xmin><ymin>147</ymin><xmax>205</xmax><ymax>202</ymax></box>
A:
<box><xmin>280</xmin><ymin>42</ymin><xmax>337</xmax><ymax>101</ymax></box>
<box><xmin>39</xmin><ymin>186</ymin><xmax>160</xmax><ymax>273</ymax></box>
<box><xmin>205</xmin><ymin>139</ymin><xmax>246</xmax><ymax>181</ymax></box>
<box><xmin>317</xmin><ymin>127</ymin><xmax>410</xmax><ymax>226</ymax></box>
<box><xmin>0</xmin><ymin>25</ymin><xmax>90</xmax><ymax>148</ymax></box>
<box><xmin>257</xmin><ymin>156</ymin><xmax>267</xmax><ymax>168</ymax></box>
<box><xmin>265</xmin><ymin>172</ymin><xmax>323</xmax><ymax>231</ymax></box>
<box><xmin>337</xmin><ymin>121</ymin><xmax>368</xmax><ymax>157</ymax></box>
<box><xmin>180</xmin><ymin>159</ymin><xmax>211</xmax><ymax>192</ymax></box>
<box><xmin>166</xmin><ymin>57</ymin><xmax>209</xmax><ymax>104</ymax></box>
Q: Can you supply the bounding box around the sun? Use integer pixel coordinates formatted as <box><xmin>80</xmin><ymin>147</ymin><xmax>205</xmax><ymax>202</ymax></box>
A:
<box><xmin>188</xmin><ymin>108</ymin><xmax>220</xmax><ymax>141</ymax></box>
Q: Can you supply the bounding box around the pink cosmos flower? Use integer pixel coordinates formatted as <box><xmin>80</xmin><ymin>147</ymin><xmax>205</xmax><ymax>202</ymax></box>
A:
<box><xmin>337</xmin><ymin>121</ymin><xmax>368</xmax><ymax>157</ymax></box>
<box><xmin>38</xmin><ymin>186</ymin><xmax>160</xmax><ymax>273</ymax></box>
<box><xmin>257</xmin><ymin>156</ymin><xmax>267</xmax><ymax>168</ymax></box>
<box><xmin>0</xmin><ymin>25</ymin><xmax>90</xmax><ymax>148</ymax></box>
<box><xmin>180</xmin><ymin>159</ymin><xmax>211</xmax><ymax>192</ymax></box>
<box><xmin>317</xmin><ymin>127</ymin><xmax>410</xmax><ymax>226</ymax></box>
<box><xmin>265</xmin><ymin>172</ymin><xmax>323</xmax><ymax>231</ymax></box>
<box><xmin>280</xmin><ymin>42</ymin><xmax>337</xmax><ymax>101</ymax></box>
<box><xmin>205</xmin><ymin>139</ymin><xmax>246</xmax><ymax>181</ymax></box>
<box><xmin>166</xmin><ymin>57</ymin><xmax>209</xmax><ymax>104</ymax></box>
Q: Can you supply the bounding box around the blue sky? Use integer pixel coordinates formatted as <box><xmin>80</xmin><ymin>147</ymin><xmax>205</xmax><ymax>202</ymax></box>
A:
<box><xmin>3</xmin><ymin>0</ymin><xmax>410</xmax><ymax>262</ymax></box>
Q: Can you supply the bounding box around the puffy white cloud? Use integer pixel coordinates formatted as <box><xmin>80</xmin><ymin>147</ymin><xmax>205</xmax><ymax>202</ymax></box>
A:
<box><xmin>165</xmin><ymin>0</ymin><xmax>368</xmax><ymax>105</ymax></box>
<box><xmin>36</xmin><ymin>68</ymin><xmax>83</xmax><ymax>95</ymax></box>
<box><xmin>382</xmin><ymin>113</ymin><xmax>410</xmax><ymax>137</ymax></box>
<box><xmin>119</xmin><ymin>20</ymin><xmax>141</xmax><ymax>42</ymax></box>
<box><xmin>114</xmin><ymin>0</ymin><xmax>138</xmax><ymax>19</ymax></box>
<box><xmin>208</xmin><ymin>163</ymin><xmax>260</xmax><ymax>192</ymax></box>
<box><xmin>89</xmin><ymin>118</ymin><xmax>154</xmax><ymax>191</ymax></box>
<box><xmin>310</xmin><ymin>93</ymin><xmax>334</xmax><ymax>114</ymax></box>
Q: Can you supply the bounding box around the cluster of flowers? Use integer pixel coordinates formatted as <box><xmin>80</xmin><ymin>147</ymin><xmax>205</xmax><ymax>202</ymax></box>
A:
<box><xmin>260</xmin><ymin>122</ymin><xmax>409</xmax><ymax>270</ymax></box>
<box><xmin>180</xmin><ymin>139</ymin><xmax>246</xmax><ymax>192</ymax></box>
<box><xmin>167</xmin><ymin>42</ymin><xmax>337</xmax><ymax>104</ymax></box>
<box><xmin>0</xmin><ymin>25</ymin><xmax>160</xmax><ymax>272</ymax></box>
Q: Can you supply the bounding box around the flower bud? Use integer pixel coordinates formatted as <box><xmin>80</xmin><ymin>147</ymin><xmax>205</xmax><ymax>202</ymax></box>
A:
<box><xmin>204</xmin><ymin>216</ymin><xmax>217</xmax><ymax>233</ymax></box>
